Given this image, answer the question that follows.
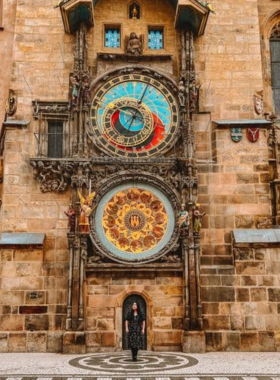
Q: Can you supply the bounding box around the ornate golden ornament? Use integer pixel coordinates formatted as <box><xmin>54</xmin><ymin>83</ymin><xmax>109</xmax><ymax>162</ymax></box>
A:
<box><xmin>102</xmin><ymin>188</ymin><xmax>168</xmax><ymax>254</ymax></box>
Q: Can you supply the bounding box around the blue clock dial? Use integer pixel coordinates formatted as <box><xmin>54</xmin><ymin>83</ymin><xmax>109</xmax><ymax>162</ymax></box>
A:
<box><xmin>90</xmin><ymin>74</ymin><xmax>179</xmax><ymax>157</ymax></box>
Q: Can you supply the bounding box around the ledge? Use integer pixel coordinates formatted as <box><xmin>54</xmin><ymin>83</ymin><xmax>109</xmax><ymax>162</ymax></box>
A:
<box><xmin>0</xmin><ymin>232</ymin><xmax>46</xmax><ymax>246</ymax></box>
<box><xmin>233</xmin><ymin>229</ymin><xmax>280</xmax><ymax>245</ymax></box>
<box><xmin>213</xmin><ymin>119</ymin><xmax>271</xmax><ymax>128</ymax></box>
<box><xmin>97</xmin><ymin>53</ymin><xmax>173</xmax><ymax>62</ymax></box>
<box><xmin>0</xmin><ymin>119</ymin><xmax>30</xmax><ymax>155</ymax></box>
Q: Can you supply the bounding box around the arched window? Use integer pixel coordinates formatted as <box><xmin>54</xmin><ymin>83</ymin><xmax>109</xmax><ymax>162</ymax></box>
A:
<box><xmin>270</xmin><ymin>22</ymin><xmax>280</xmax><ymax>115</ymax></box>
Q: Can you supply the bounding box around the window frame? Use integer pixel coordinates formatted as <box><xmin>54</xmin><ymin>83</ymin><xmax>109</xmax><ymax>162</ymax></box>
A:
<box><xmin>147</xmin><ymin>26</ymin><xmax>165</xmax><ymax>51</ymax></box>
<box><xmin>104</xmin><ymin>24</ymin><xmax>122</xmax><ymax>49</ymax></box>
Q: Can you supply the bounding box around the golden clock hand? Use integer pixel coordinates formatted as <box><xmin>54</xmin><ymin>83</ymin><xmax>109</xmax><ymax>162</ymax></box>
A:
<box><xmin>137</xmin><ymin>84</ymin><xmax>149</xmax><ymax>105</ymax></box>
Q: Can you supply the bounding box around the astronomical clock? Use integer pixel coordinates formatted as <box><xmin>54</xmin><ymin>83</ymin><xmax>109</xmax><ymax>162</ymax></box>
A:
<box><xmin>87</xmin><ymin>68</ymin><xmax>184</xmax><ymax>267</ymax></box>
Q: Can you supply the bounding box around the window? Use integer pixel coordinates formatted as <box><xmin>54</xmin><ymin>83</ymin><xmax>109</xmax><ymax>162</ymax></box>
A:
<box><xmin>270</xmin><ymin>22</ymin><xmax>280</xmax><ymax>115</ymax></box>
<box><xmin>105</xmin><ymin>27</ymin><xmax>121</xmax><ymax>48</ymax></box>
<box><xmin>148</xmin><ymin>28</ymin><xmax>164</xmax><ymax>50</ymax></box>
<box><xmin>48</xmin><ymin>121</ymin><xmax>63</xmax><ymax>158</ymax></box>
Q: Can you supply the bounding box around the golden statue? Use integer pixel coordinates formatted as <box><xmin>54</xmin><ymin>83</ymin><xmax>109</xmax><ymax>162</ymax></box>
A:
<box><xmin>78</xmin><ymin>190</ymin><xmax>96</xmax><ymax>233</ymax></box>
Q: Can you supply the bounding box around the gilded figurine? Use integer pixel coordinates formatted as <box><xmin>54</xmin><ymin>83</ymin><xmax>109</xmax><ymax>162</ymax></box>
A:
<box><xmin>178</xmin><ymin>204</ymin><xmax>189</xmax><ymax>235</ymax></box>
<box><xmin>78</xmin><ymin>190</ymin><xmax>96</xmax><ymax>233</ymax></box>
<box><xmin>193</xmin><ymin>203</ymin><xmax>206</xmax><ymax>235</ymax></box>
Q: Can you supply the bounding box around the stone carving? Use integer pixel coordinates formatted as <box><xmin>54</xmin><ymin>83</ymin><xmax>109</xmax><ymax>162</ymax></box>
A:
<box><xmin>193</xmin><ymin>203</ymin><xmax>206</xmax><ymax>235</ymax></box>
<box><xmin>178</xmin><ymin>204</ymin><xmax>189</xmax><ymax>235</ymax></box>
<box><xmin>253</xmin><ymin>90</ymin><xmax>263</xmax><ymax>115</ymax></box>
<box><xmin>5</xmin><ymin>90</ymin><xmax>17</xmax><ymax>116</ymax></box>
<box><xmin>32</xmin><ymin>100</ymin><xmax>69</xmax><ymax>119</ymax></box>
<box><xmin>125</xmin><ymin>32</ymin><xmax>143</xmax><ymax>55</ymax></box>
<box><xmin>30</xmin><ymin>160</ymin><xmax>73</xmax><ymax>193</ymax></box>
<box><xmin>78</xmin><ymin>190</ymin><xmax>96</xmax><ymax>233</ymax></box>
<box><xmin>64</xmin><ymin>204</ymin><xmax>76</xmax><ymax>233</ymax></box>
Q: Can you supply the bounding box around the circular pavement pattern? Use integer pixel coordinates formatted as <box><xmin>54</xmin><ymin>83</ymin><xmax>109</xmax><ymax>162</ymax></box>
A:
<box><xmin>69</xmin><ymin>351</ymin><xmax>198</xmax><ymax>374</ymax></box>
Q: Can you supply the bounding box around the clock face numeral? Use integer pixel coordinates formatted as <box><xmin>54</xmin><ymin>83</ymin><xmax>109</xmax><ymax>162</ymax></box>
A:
<box><xmin>90</xmin><ymin>74</ymin><xmax>179</xmax><ymax>157</ymax></box>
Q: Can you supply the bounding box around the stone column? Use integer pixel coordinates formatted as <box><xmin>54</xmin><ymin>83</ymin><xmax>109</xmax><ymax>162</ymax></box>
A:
<box><xmin>66</xmin><ymin>233</ymin><xmax>75</xmax><ymax>330</ymax></box>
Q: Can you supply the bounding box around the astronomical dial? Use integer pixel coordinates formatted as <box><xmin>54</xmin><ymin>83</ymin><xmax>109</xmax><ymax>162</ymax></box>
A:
<box><xmin>95</xmin><ymin>183</ymin><xmax>175</xmax><ymax>262</ymax></box>
<box><xmin>90</xmin><ymin>73</ymin><xmax>179</xmax><ymax>157</ymax></box>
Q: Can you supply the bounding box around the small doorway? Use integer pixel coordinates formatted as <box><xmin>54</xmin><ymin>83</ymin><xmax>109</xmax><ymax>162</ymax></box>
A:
<box><xmin>122</xmin><ymin>294</ymin><xmax>147</xmax><ymax>350</ymax></box>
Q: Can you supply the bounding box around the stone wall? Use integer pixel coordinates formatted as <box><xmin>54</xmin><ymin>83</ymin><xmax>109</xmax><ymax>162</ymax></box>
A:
<box><xmin>0</xmin><ymin>245</ymin><xmax>67</xmax><ymax>352</ymax></box>
<box><xmin>0</xmin><ymin>0</ymin><xmax>17</xmax><ymax>124</ymax></box>
<box><xmin>84</xmin><ymin>272</ymin><xmax>184</xmax><ymax>352</ymax></box>
<box><xmin>201</xmin><ymin>245</ymin><xmax>280</xmax><ymax>352</ymax></box>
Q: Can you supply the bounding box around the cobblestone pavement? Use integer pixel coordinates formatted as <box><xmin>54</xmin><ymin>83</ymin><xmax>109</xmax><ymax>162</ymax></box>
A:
<box><xmin>0</xmin><ymin>351</ymin><xmax>279</xmax><ymax>380</ymax></box>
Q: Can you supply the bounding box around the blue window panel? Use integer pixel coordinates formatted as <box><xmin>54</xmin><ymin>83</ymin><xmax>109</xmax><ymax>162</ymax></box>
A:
<box><xmin>148</xmin><ymin>30</ymin><xmax>163</xmax><ymax>50</ymax></box>
<box><xmin>105</xmin><ymin>29</ymin><xmax>120</xmax><ymax>48</ymax></box>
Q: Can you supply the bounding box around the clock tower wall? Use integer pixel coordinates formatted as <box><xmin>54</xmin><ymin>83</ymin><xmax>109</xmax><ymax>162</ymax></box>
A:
<box><xmin>85</xmin><ymin>271</ymin><xmax>184</xmax><ymax>352</ymax></box>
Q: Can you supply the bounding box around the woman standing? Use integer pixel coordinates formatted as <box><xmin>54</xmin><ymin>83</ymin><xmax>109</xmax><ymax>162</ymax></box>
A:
<box><xmin>125</xmin><ymin>302</ymin><xmax>145</xmax><ymax>361</ymax></box>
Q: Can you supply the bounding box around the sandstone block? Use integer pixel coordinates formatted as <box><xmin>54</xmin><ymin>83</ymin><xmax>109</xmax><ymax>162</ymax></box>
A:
<box><xmin>234</xmin><ymin>248</ymin><xmax>254</xmax><ymax>260</ymax></box>
<box><xmin>250</xmin><ymin>288</ymin><xmax>267</xmax><ymax>302</ymax></box>
<box><xmin>224</xmin><ymin>332</ymin><xmax>240</xmax><ymax>351</ymax></box>
<box><xmin>25</xmin><ymin>315</ymin><xmax>49</xmax><ymax>331</ymax></box>
<box><xmin>27</xmin><ymin>332</ymin><xmax>47</xmax><ymax>352</ymax></box>
<box><xmin>14</xmin><ymin>249</ymin><xmax>43</xmax><ymax>261</ymax></box>
<box><xmin>154</xmin><ymin>330</ymin><xmax>182</xmax><ymax>346</ymax></box>
<box><xmin>182</xmin><ymin>331</ymin><xmax>205</xmax><ymax>353</ymax></box>
<box><xmin>258</xmin><ymin>332</ymin><xmax>276</xmax><ymax>352</ymax></box>
<box><xmin>0</xmin><ymin>250</ymin><xmax>13</xmax><ymax>261</ymax></box>
<box><xmin>236</xmin><ymin>262</ymin><xmax>265</xmax><ymax>275</ymax></box>
<box><xmin>101</xmin><ymin>331</ymin><xmax>116</xmax><ymax>347</ymax></box>
<box><xmin>268</xmin><ymin>288</ymin><xmax>280</xmax><ymax>302</ymax></box>
<box><xmin>0</xmin><ymin>333</ymin><xmax>8</xmax><ymax>353</ymax></box>
<box><xmin>96</xmin><ymin>319</ymin><xmax>115</xmax><ymax>330</ymax></box>
<box><xmin>8</xmin><ymin>333</ymin><xmax>27</xmax><ymax>352</ymax></box>
<box><xmin>241</xmin><ymin>276</ymin><xmax>257</xmax><ymax>286</ymax></box>
<box><xmin>47</xmin><ymin>332</ymin><xmax>62</xmax><ymax>353</ymax></box>
<box><xmin>230</xmin><ymin>314</ymin><xmax>244</xmax><ymax>330</ymax></box>
<box><xmin>201</xmin><ymin>287</ymin><xmax>235</xmax><ymax>302</ymax></box>
<box><xmin>153</xmin><ymin>316</ymin><xmax>172</xmax><ymax>329</ymax></box>
<box><xmin>245</xmin><ymin>316</ymin><xmax>265</xmax><ymax>330</ymax></box>
<box><xmin>0</xmin><ymin>315</ymin><xmax>24</xmax><ymax>331</ymax></box>
<box><xmin>205</xmin><ymin>332</ymin><xmax>223</xmax><ymax>352</ymax></box>
<box><xmin>203</xmin><ymin>316</ymin><xmax>230</xmax><ymax>330</ymax></box>
<box><xmin>240</xmin><ymin>332</ymin><xmax>259</xmax><ymax>351</ymax></box>
<box><xmin>86</xmin><ymin>332</ymin><xmax>102</xmax><ymax>347</ymax></box>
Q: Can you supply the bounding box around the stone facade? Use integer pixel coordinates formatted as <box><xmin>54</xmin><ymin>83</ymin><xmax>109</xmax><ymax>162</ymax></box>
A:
<box><xmin>0</xmin><ymin>0</ymin><xmax>280</xmax><ymax>353</ymax></box>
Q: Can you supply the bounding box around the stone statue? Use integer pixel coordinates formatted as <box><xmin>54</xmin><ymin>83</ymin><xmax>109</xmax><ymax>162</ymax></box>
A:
<box><xmin>64</xmin><ymin>204</ymin><xmax>76</xmax><ymax>233</ymax></box>
<box><xmin>189</xmin><ymin>79</ymin><xmax>200</xmax><ymax>111</ymax></box>
<box><xmin>193</xmin><ymin>203</ymin><xmax>206</xmax><ymax>235</ymax></box>
<box><xmin>70</xmin><ymin>75</ymin><xmax>80</xmax><ymax>106</ymax></box>
<box><xmin>126</xmin><ymin>32</ymin><xmax>142</xmax><ymax>55</ymax></box>
<box><xmin>78</xmin><ymin>190</ymin><xmax>96</xmax><ymax>233</ymax></box>
<box><xmin>178</xmin><ymin>80</ymin><xmax>186</xmax><ymax>107</ymax></box>
<box><xmin>178</xmin><ymin>204</ymin><xmax>189</xmax><ymax>235</ymax></box>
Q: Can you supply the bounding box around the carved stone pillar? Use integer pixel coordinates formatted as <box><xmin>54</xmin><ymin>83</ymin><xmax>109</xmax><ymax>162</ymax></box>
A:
<box><xmin>66</xmin><ymin>233</ymin><xmax>75</xmax><ymax>330</ymax></box>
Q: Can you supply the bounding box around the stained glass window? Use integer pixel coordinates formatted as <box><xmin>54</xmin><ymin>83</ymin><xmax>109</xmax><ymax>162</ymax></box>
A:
<box><xmin>105</xmin><ymin>28</ymin><xmax>120</xmax><ymax>48</ymax></box>
<box><xmin>148</xmin><ymin>29</ymin><xmax>163</xmax><ymax>50</ymax></box>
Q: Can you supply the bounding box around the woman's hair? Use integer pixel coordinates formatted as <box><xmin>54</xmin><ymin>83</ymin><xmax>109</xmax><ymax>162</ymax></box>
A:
<box><xmin>126</xmin><ymin>302</ymin><xmax>145</xmax><ymax>322</ymax></box>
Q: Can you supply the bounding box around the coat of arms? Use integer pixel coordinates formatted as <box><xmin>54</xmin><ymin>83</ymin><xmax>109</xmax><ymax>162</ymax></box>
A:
<box><xmin>253</xmin><ymin>90</ymin><xmax>263</xmax><ymax>115</ymax></box>
<box><xmin>230</xmin><ymin>127</ymin><xmax>242</xmax><ymax>142</ymax></box>
<box><xmin>247</xmin><ymin>127</ymin><xmax>260</xmax><ymax>142</ymax></box>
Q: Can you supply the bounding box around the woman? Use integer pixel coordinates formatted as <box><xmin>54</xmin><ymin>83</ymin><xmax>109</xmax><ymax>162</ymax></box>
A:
<box><xmin>125</xmin><ymin>302</ymin><xmax>145</xmax><ymax>361</ymax></box>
